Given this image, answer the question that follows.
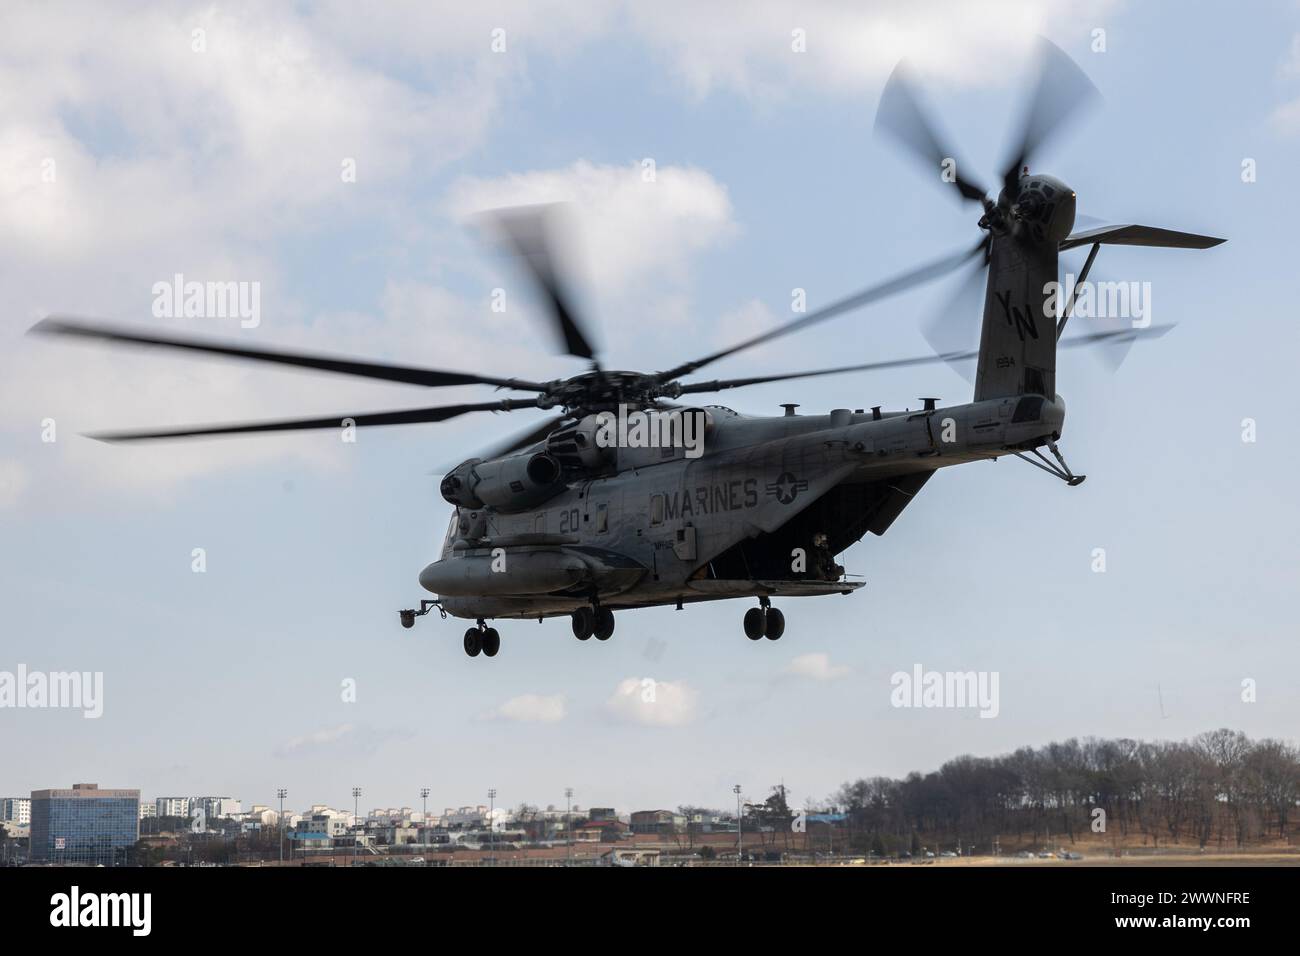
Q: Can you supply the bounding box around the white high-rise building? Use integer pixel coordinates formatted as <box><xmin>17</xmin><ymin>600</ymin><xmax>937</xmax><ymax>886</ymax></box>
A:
<box><xmin>1</xmin><ymin>798</ymin><xmax>31</xmax><ymax>825</ymax></box>
<box><xmin>194</xmin><ymin>796</ymin><xmax>241</xmax><ymax>819</ymax></box>
<box><xmin>155</xmin><ymin>797</ymin><xmax>191</xmax><ymax>818</ymax></box>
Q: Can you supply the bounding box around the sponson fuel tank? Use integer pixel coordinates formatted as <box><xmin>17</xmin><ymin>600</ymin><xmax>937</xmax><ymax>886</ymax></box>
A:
<box><xmin>419</xmin><ymin>546</ymin><xmax>647</xmax><ymax>598</ymax></box>
<box><xmin>419</xmin><ymin>548</ymin><xmax>588</xmax><ymax>597</ymax></box>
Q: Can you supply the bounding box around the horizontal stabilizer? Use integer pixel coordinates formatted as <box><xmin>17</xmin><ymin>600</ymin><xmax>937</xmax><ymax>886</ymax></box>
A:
<box><xmin>1059</xmin><ymin>224</ymin><xmax>1226</xmax><ymax>251</ymax></box>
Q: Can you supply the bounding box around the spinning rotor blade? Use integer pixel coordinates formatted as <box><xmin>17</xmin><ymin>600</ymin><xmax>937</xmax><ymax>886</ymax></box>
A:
<box><xmin>676</xmin><ymin>325</ymin><xmax>1173</xmax><ymax>394</ymax></box>
<box><xmin>1001</xmin><ymin>37</ymin><xmax>1099</xmax><ymax>198</ymax></box>
<box><xmin>86</xmin><ymin>398</ymin><xmax>539</xmax><ymax>443</ymax></box>
<box><xmin>920</xmin><ymin>235</ymin><xmax>991</xmax><ymax>383</ymax></box>
<box><xmin>29</xmin><ymin>317</ymin><xmax>549</xmax><ymax>392</ymax></box>
<box><xmin>657</xmin><ymin>237</ymin><xmax>989</xmax><ymax>382</ymax></box>
<box><xmin>469</xmin><ymin>412</ymin><xmax>569</xmax><ymax>461</ymax></box>
<box><xmin>875</xmin><ymin>63</ymin><xmax>989</xmax><ymax>204</ymax></box>
<box><xmin>486</xmin><ymin>205</ymin><xmax>600</xmax><ymax>364</ymax></box>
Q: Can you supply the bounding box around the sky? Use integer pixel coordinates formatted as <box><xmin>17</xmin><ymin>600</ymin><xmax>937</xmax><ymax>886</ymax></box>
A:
<box><xmin>1</xmin><ymin>0</ymin><xmax>1297</xmax><ymax>818</ymax></box>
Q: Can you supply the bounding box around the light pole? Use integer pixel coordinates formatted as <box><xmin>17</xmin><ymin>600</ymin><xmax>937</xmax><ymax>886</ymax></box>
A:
<box><xmin>420</xmin><ymin>788</ymin><xmax>430</xmax><ymax>823</ymax></box>
<box><xmin>487</xmin><ymin>788</ymin><xmax>496</xmax><ymax>857</ymax></box>
<box><xmin>733</xmin><ymin>785</ymin><xmax>743</xmax><ymax>863</ymax></box>
<box><xmin>564</xmin><ymin>787</ymin><xmax>574</xmax><ymax>865</ymax></box>
<box><xmin>277</xmin><ymin>788</ymin><xmax>287</xmax><ymax>864</ymax></box>
<box><xmin>352</xmin><ymin>787</ymin><xmax>362</xmax><ymax>865</ymax></box>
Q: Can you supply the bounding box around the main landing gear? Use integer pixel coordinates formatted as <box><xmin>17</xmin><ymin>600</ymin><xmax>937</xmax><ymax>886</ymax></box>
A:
<box><xmin>572</xmin><ymin>604</ymin><xmax>615</xmax><ymax>642</ymax></box>
<box><xmin>743</xmin><ymin>597</ymin><xmax>785</xmax><ymax>641</ymax></box>
<box><xmin>463</xmin><ymin>620</ymin><xmax>500</xmax><ymax>659</ymax></box>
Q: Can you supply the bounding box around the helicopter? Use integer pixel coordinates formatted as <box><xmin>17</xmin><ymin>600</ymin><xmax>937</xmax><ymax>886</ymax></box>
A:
<box><xmin>28</xmin><ymin>40</ymin><xmax>1223</xmax><ymax>660</ymax></box>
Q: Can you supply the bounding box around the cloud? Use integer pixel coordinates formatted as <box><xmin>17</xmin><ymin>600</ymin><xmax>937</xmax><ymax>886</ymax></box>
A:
<box><xmin>786</xmin><ymin>652</ymin><xmax>851</xmax><ymax>681</ymax></box>
<box><xmin>486</xmin><ymin>693</ymin><xmax>567</xmax><ymax>723</ymax></box>
<box><xmin>274</xmin><ymin>722</ymin><xmax>412</xmax><ymax>758</ymax></box>
<box><xmin>626</xmin><ymin>0</ymin><xmax>1120</xmax><ymax>99</ymax></box>
<box><xmin>606</xmin><ymin>677</ymin><xmax>698</xmax><ymax>727</ymax></box>
<box><xmin>0</xmin><ymin>3</ymin><xmax>542</xmax><ymax>500</ymax></box>
<box><xmin>446</xmin><ymin>160</ymin><xmax>737</xmax><ymax>302</ymax></box>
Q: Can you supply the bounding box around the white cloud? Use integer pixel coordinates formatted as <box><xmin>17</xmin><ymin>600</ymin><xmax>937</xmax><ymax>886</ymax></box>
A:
<box><xmin>446</xmin><ymin>160</ymin><xmax>737</xmax><ymax>301</ymax></box>
<box><xmin>0</xmin><ymin>4</ymin><xmax>546</xmax><ymax>500</ymax></box>
<box><xmin>274</xmin><ymin>722</ymin><xmax>411</xmax><ymax>757</ymax></box>
<box><xmin>606</xmin><ymin>677</ymin><xmax>698</xmax><ymax>727</ymax></box>
<box><xmin>626</xmin><ymin>0</ymin><xmax>1120</xmax><ymax>99</ymax></box>
<box><xmin>487</xmin><ymin>693</ymin><xmax>567</xmax><ymax>723</ymax></box>
<box><xmin>786</xmin><ymin>652</ymin><xmax>851</xmax><ymax>681</ymax></box>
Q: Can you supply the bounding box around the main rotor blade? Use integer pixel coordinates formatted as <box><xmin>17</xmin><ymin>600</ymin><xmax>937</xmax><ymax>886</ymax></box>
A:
<box><xmin>86</xmin><ymin>399</ymin><xmax>538</xmax><ymax>443</ymax></box>
<box><xmin>29</xmin><ymin>317</ymin><xmax>549</xmax><ymax>392</ymax></box>
<box><xmin>657</xmin><ymin>237</ymin><xmax>988</xmax><ymax>382</ymax></box>
<box><xmin>920</xmin><ymin>237</ymin><xmax>991</xmax><ymax>384</ymax></box>
<box><xmin>472</xmin><ymin>413</ymin><xmax>568</xmax><ymax>461</ymax></box>
<box><xmin>1001</xmin><ymin>37</ymin><xmax>1099</xmax><ymax>197</ymax></box>
<box><xmin>676</xmin><ymin>325</ymin><xmax>1173</xmax><ymax>394</ymax></box>
<box><xmin>875</xmin><ymin>63</ymin><xmax>988</xmax><ymax>204</ymax></box>
<box><xmin>487</xmin><ymin>205</ymin><xmax>600</xmax><ymax>364</ymax></box>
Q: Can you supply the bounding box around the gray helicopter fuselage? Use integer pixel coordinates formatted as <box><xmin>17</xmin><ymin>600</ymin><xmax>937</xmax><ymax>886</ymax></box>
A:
<box><xmin>424</xmin><ymin>393</ymin><xmax>1065</xmax><ymax>620</ymax></box>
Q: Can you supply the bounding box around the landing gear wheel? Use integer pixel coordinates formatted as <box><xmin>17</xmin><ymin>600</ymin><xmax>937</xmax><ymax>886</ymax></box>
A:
<box><xmin>481</xmin><ymin>627</ymin><xmax>500</xmax><ymax>657</ymax></box>
<box><xmin>572</xmin><ymin>607</ymin><xmax>595</xmax><ymax>641</ymax></box>
<box><xmin>744</xmin><ymin>607</ymin><xmax>765</xmax><ymax>641</ymax></box>
<box><xmin>763</xmin><ymin>608</ymin><xmax>785</xmax><ymax>641</ymax></box>
<box><xmin>594</xmin><ymin>607</ymin><xmax>615</xmax><ymax>641</ymax></box>
<box><xmin>463</xmin><ymin>628</ymin><xmax>482</xmax><ymax>657</ymax></box>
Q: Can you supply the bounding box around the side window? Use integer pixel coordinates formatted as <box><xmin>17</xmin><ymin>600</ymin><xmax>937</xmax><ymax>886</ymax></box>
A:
<box><xmin>650</xmin><ymin>494</ymin><xmax>664</xmax><ymax>526</ymax></box>
<box><xmin>595</xmin><ymin>503</ymin><xmax>608</xmax><ymax>533</ymax></box>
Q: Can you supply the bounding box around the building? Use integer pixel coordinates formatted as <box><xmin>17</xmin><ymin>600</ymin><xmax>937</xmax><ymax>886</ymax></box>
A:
<box><xmin>629</xmin><ymin>810</ymin><xmax>684</xmax><ymax>834</ymax></box>
<box><xmin>194</xmin><ymin>797</ymin><xmax>241</xmax><ymax>819</ymax></box>
<box><xmin>1</xmin><ymin>797</ymin><xmax>31</xmax><ymax>825</ymax></box>
<box><xmin>30</xmin><ymin>783</ymin><xmax>140</xmax><ymax>865</ymax></box>
<box><xmin>155</xmin><ymin>796</ymin><xmax>191</xmax><ymax>819</ymax></box>
<box><xmin>602</xmin><ymin>847</ymin><xmax>660</xmax><ymax>867</ymax></box>
<box><xmin>441</xmin><ymin>805</ymin><xmax>488</xmax><ymax>829</ymax></box>
<box><xmin>138</xmin><ymin>804</ymin><xmax>156</xmax><ymax>820</ymax></box>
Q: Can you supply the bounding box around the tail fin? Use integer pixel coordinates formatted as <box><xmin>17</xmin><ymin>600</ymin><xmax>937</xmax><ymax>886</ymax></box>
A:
<box><xmin>974</xmin><ymin>232</ymin><xmax>1058</xmax><ymax>401</ymax></box>
<box><xmin>972</xmin><ymin>220</ymin><xmax>1226</xmax><ymax>401</ymax></box>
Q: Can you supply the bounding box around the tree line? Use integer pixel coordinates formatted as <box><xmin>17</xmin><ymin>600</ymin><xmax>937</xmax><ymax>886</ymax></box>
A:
<box><xmin>823</xmin><ymin>729</ymin><xmax>1298</xmax><ymax>854</ymax></box>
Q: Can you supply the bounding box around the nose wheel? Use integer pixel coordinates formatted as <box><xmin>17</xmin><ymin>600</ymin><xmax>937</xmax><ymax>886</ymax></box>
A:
<box><xmin>744</xmin><ymin>600</ymin><xmax>784</xmax><ymax>641</ymax></box>
<box><xmin>464</xmin><ymin>621</ymin><xmax>500</xmax><ymax>658</ymax></box>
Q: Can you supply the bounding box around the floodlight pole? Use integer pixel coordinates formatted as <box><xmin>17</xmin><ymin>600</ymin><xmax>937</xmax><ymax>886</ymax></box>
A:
<box><xmin>733</xmin><ymin>785</ymin><xmax>743</xmax><ymax>864</ymax></box>
<box><xmin>565</xmin><ymin>788</ymin><xmax>574</xmax><ymax>865</ymax></box>
<box><xmin>352</xmin><ymin>787</ymin><xmax>362</xmax><ymax>865</ymax></box>
<box><xmin>276</xmin><ymin>788</ymin><xmax>287</xmax><ymax>864</ymax></box>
